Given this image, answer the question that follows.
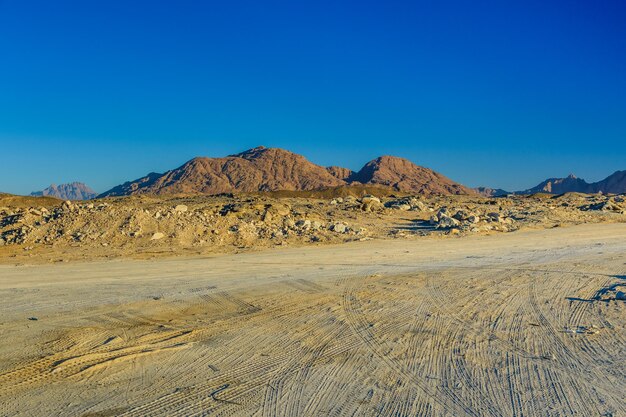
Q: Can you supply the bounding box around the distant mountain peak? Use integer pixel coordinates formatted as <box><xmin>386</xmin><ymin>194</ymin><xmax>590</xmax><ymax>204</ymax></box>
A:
<box><xmin>520</xmin><ymin>170</ymin><xmax>626</xmax><ymax>195</ymax></box>
<box><xmin>31</xmin><ymin>182</ymin><xmax>97</xmax><ymax>200</ymax></box>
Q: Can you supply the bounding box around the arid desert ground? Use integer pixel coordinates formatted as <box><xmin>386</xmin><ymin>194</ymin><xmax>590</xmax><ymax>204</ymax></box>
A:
<box><xmin>1</xmin><ymin>222</ymin><xmax>625</xmax><ymax>416</ymax></box>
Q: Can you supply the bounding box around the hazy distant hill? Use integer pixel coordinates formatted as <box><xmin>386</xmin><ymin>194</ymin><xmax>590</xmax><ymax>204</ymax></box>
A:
<box><xmin>520</xmin><ymin>172</ymin><xmax>626</xmax><ymax>195</ymax></box>
<box><xmin>100</xmin><ymin>146</ymin><xmax>473</xmax><ymax>197</ymax></box>
<box><xmin>473</xmin><ymin>187</ymin><xmax>510</xmax><ymax>197</ymax></box>
<box><xmin>31</xmin><ymin>182</ymin><xmax>97</xmax><ymax>200</ymax></box>
<box><xmin>592</xmin><ymin>170</ymin><xmax>626</xmax><ymax>194</ymax></box>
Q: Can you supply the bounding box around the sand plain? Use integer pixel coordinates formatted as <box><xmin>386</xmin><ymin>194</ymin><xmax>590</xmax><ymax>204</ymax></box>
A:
<box><xmin>0</xmin><ymin>223</ymin><xmax>625</xmax><ymax>416</ymax></box>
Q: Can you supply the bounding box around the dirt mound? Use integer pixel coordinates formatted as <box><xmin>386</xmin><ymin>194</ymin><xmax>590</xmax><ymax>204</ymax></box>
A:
<box><xmin>249</xmin><ymin>184</ymin><xmax>402</xmax><ymax>199</ymax></box>
<box><xmin>350</xmin><ymin>155</ymin><xmax>474</xmax><ymax>196</ymax></box>
<box><xmin>0</xmin><ymin>193</ymin><xmax>62</xmax><ymax>208</ymax></box>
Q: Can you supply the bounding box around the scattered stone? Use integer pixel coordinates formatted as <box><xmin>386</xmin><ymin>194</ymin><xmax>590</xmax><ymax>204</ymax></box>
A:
<box><xmin>330</xmin><ymin>223</ymin><xmax>348</xmax><ymax>233</ymax></box>
<box><xmin>174</xmin><ymin>205</ymin><xmax>188</xmax><ymax>213</ymax></box>
<box><xmin>437</xmin><ymin>215</ymin><xmax>460</xmax><ymax>229</ymax></box>
<box><xmin>150</xmin><ymin>232</ymin><xmax>165</xmax><ymax>240</ymax></box>
<box><xmin>468</xmin><ymin>215</ymin><xmax>480</xmax><ymax>223</ymax></box>
<box><xmin>487</xmin><ymin>212</ymin><xmax>503</xmax><ymax>222</ymax></box>
<box><xmin>296</xmin><ymin>219</ymin><xmax>311</xmax><ymax>230</ymax></box>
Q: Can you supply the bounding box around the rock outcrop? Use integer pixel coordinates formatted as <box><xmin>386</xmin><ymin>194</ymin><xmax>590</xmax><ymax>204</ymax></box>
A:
<box><xmin>326</xmin><ymin>166</ymin><xmax>355</xmax><ymax>181</ymax></box>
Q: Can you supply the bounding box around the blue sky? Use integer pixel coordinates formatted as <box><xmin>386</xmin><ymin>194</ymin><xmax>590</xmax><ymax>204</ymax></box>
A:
<box><xmin>1</xmin><ymin>0</ymin><xmax>625</xmax><ymax>194</ymax></box>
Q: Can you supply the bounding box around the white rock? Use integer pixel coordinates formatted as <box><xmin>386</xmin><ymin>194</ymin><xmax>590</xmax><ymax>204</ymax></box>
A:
<box><xmin>361</xmin><ymin>195</ymin><xmax>381</xmax><ymax>204</ymax></box>
<box><xmin>174</xmin><ymin>205</ymin><xmax>188</xmax><ymax>213</ymax></box>
<box><xmin>437</xmin><ymin>215</ymin><xmax>460</xmax><ymax>229</ymax></box>
<box><xmin>150</xmin><ymin>232</ymin><xmax>165</xmax><ymax>240</ymax></box>
<box><xmin>331</xmin><ymin>223</ymin><xmax>348</xmax><ymax>233</ymax></box>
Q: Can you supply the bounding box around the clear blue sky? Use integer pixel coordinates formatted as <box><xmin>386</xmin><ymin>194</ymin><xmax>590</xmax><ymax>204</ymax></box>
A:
<box><xmin>1</xmin><ymin>0</ymin><xmax>625</xmax><ymax>194</ymax></box>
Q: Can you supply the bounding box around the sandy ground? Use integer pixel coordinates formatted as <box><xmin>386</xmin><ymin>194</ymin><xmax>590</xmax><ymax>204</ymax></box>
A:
<box><xmin>0</xmin><ymin>223</ymin><xmax>625</xmax><ymax>416</ymax></box>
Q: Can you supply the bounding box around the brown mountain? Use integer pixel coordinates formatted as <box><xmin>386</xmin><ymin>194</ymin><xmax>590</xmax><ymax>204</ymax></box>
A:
<box><xmin>100</xmin><ymin>147</ymin><xmax>344</xmax><ymax>197</ymax></box>
<box><xmin>31</xmin><ymin>182</ymin><xmax>97</xmax><ymax>200</ymax></box>
<box><xmin>326</xmin><ymin>166</ymin><xmax>355</xmax><ymax>181</ymax></box>
<box><xmin>349</xmin><ymin>156</ymin><xmax>474</xmax><ymax>196</ymax></box>
<box><xmin>100</xmin><ymin>147</ymin><xmax>475</xmax><ymax>197</ymax></box>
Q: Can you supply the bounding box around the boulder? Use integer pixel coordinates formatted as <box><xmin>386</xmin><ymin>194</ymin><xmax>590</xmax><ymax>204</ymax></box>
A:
<box><xmin>150</xmin><ymin>232</ymin><xmax>165</xmax><ymax>240</ymax></box>
<box><xmin>330</xmin><ymin>223</ymin><xmax>348</xmax><ymax>233</ymax></box>
<box><xmin>487</xmin><ymin>212</ymin><xmax>503</xmax><ymax>222</ymax></box>
<box><xmin>296</xmin><ymin>219</ymin><xmax>311</xmax><ymax>230</ymax></box>
<box><xmin>437</xmin><ymin>215</ymin><xmax>460</xmax><ymax>229</ymax></box>
<box><xmin>174</xmin><ymin>204</ymin><xmax>188</xmax><ymax>213</ymax></box>
<box><xmin>361</xmin><ymin>199</ymin><xmax>384</xmax><ymax>212</ymax></box>
<box><xmin>360</xmin><ymin>195</ymin><xmax>381</xmax><ymax>204</ymax></box>
<box><xmin>436</xmin><ymin>207</ymin><xmax>448</xmax><ymax>220</ymax></box>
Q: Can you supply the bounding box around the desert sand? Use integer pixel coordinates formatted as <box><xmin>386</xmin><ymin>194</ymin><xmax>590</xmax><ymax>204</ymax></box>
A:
<box><xmin>0</xmin><ymin>223</ymin><xmax>625</xmax><ymax>416</ymax></box>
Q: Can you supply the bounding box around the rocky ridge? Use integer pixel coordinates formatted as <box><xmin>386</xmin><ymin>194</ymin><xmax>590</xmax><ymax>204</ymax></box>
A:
<box><xmin>99</xmin><ymin>147</ymin><xmax>473</xmax><ymax>197</ymax></box>
<box><xmin>521</xmin><ymin>171</ymin><xmax>626</xmax><ymax>195</ymax></box>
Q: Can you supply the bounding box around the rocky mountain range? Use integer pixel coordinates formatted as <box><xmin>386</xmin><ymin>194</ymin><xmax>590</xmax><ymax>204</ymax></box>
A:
<box><xmin>520</xmin><ymin>172</ymin><xmax>626</xmax><ymax>195</ymax></box>
<box><xmin>31</xmin><ymin>182</ymin><xmax>97</xmax><ymax>200</ymax></box>
<box><xmin>99</xmin><ymin>146</ymin><xmax>473</xmax><ymax>198</ymax></box>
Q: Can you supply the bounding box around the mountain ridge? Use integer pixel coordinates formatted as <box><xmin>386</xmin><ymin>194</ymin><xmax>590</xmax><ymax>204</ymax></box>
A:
<box><xmin>520</xmin><ymin>171</ymin><xmax>626</xmax><ymax>195</ymax></box>
<box><xmin>99</xmin><ymin>146</ymin><xmax>473</xmax><ymax>197</ymax></box>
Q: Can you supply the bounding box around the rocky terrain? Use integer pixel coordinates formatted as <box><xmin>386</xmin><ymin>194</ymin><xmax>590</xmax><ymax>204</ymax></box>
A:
<box><xmin>1</xmin><ymin>190</ymin><xmax>624</xmax><ymax>263</ymax></box>
<box><xmin>99</xmin><ymin>146</ymin><xmax>473</xmax><ymax>197</ymax></box>
<box><xmin>30</xmin><ymin>182</ymin><xmax>97</xmax><ymax>200</ymax></box>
